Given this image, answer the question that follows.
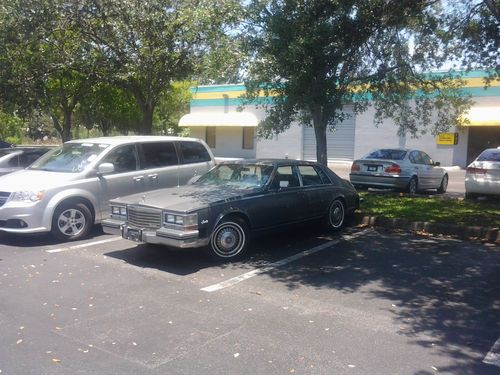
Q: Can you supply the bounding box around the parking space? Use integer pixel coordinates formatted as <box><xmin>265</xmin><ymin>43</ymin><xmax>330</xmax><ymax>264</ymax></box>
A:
<box><xmin>0</xmin><ymin>226</ymin><xmax>499</xmax><ymax>374</ymax></box>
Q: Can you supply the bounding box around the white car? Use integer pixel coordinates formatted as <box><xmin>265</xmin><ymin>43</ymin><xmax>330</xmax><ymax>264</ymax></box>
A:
<box><xmin>465</xmin><ymin>147</ymin><xmax>500</xmax><ymax>199</ymax></box>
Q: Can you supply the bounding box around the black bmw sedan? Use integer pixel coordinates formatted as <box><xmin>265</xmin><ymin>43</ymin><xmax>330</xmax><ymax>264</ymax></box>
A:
<box><xmin>102</xmin><ymin>159</ymin><xmax>360</xmax><ymax>261</ymax></box>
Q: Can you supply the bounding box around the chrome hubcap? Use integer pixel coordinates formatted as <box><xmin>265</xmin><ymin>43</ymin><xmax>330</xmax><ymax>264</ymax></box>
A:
<box><xmin>58</xmin><ymin>209</ymin><xmax>86</xmax><ymax>236</ymax></box>
<box><xmin>212</xmin><ymin>222</ymin><xmax>245</xmax><ymax>258</ymax></box>
<box><xmin>329</xmin><ymin>202</ymin><xmax>344</xmax><ymax>228</ymax></box>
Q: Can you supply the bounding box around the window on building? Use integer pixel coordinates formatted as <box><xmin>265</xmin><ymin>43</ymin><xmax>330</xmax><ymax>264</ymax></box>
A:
<box><xmin>206</xmin><ymin>127</ymin><xmax>216</xmax><ymax>148</ymax></box>
<box><xmin>242</xmin><ymin>127</ymin><xmax>254</xmax><ymax>150</ymax></box>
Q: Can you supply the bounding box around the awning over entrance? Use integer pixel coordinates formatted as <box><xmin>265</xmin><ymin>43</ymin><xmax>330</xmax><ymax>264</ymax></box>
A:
<box><xmin>179</xmin><ymin>112</ymin><xmax>258</xmax><ymax>127</ymax></box>
<box><xmin>466</xmin><ymin>107</ymin><xmax>500</xmax><ymax>126</ymax></box>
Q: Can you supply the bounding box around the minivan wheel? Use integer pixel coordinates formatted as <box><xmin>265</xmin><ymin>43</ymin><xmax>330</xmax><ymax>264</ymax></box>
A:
<box><xmin>437</xmin><ymin>175</ymin><xmax>448</xmax><ymax>194</ymax></box>
<box><xmin>327</xmin><ymin>199</ymin><xmax>345</xmax><ymax>230</ymax></box>
<box><xmin>51</xmin><ymin>202</ymin><xmax>92</xmax><ymax>241</ymax></box>
<box><xmin>407</xmin><ymin>177</ymin><xmax>418</xmax><ymax>195</ymax></box>
<box><xmin>207</xmin><ymin>218</ymin><xmax>249</xmax><ymax>260</ymax></box>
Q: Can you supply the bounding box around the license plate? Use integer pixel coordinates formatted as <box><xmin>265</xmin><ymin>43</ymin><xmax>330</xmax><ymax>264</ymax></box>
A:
<box><xmin>126</xmin><ymin>228</ymin><xmax>142</xmax><ymax>242</ymax></box>
<box><xmin>367</xmin><ymin>165</ymin><xmax>378</xmax><ymax>172</ymax></box>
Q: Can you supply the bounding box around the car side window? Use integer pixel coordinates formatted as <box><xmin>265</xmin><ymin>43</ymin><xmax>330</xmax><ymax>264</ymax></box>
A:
<box><xmin>179</xmin><ymin>141</ymin><xmax>211</xmax><ymax>164</ymax></box>
<box><xmin>7</xmin><ymin>154</ymin><xmax>19</xmax><ymax>167</ymax></box>
<box><xmin>315</xmin><ymin>166</ymin><xmax>332</xmax><ymax>184</ymax></box>
<box><xmin>102</xmin><ymin>144</ymin><xmax>138</xmax><ymax>173</ymax></box>
<box><xmin>271</xmin><ymin>166</ymin><xmax>300</xmax><ymax>189</ymax></box>
<box><xmin>19</xmin><ymin>150</ymin><xmax>46</xmax><ymax>167</ymax></box>
<box><xmin>409</xmin><ymin>151</ymin><xmax>423</xmax><ymax>164</ymax></box>
<box><xmin>140</xmin><ymin>142</ymin><xmax>178</xmax><ymax>169</ymax></box>
<box><xmin>298</xmin><ymin>165</ymin><xmax>324</xmax><ymax>186</ymax></box>
<box><xmin>420</xmin><ymin>152</ymin><xmax>432</xmax><ymax>165</ymax></box>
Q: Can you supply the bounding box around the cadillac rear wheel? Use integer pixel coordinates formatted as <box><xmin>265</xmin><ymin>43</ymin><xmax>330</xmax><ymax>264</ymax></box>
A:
<box><xmin>208</xmin><ymin>218</ymin><xmax>249</xmax><ymax>260</ymax></box>
<box><xmin>327</xmin><ymin>199</ymin><xmax>345</xmax><ymax>230</ymax></box>
<box><xmin>51</xmin><ymin>202</ymin><xmax>92</xmax><ymax>241</ymax></box>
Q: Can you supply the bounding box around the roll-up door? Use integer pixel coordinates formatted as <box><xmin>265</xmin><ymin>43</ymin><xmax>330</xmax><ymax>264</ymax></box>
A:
<box><xmin>303</xmin><ymin>106</ymin><xmax>355</xmax><ymax>161</ymax></box>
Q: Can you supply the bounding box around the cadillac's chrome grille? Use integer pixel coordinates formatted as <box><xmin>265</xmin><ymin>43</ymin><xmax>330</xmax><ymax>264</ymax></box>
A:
<box><xmin>127</xmin><ymin>205</ymin><xmax>162</xmax><ymax>229</ymax></box>
<box><xmin>0</xmin><ymin>192</ymin><xmax>10</xmax><ymax>208</ymax></box>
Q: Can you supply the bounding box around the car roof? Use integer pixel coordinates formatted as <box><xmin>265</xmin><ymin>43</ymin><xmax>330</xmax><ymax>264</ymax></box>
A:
<box><xmin>218</xmin><ymin>159</ymin><xmax>321</xmax><ymax>166</ymax></box>
<box><xmin>65</xmin><ymin>135</ymin><xmax>203</xmax><ymax>145</ymax></box>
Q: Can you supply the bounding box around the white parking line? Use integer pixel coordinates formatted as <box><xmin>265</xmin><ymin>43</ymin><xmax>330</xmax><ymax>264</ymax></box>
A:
<box><xmin>483</xmin><ymin>337</ymin><xmax>500</xmax><ymax>367</ymax></box>
<box><xmin>45</xmin><ymin>236</ymin><xmax>123</xmax><ymax>253</ymax></box>
<box><xmin>201</xmin><ymin>230</ymin><xmax>369</xmax><ymax>292</ymax></box>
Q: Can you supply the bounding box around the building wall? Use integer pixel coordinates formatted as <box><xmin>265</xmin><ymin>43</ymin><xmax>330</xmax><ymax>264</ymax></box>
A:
<box><xmin>187</xmin><ymin>74</ymin><xmax>500</xmax><ymax>167</ymax></box>
<box><xmin>189</xmin><ymin>105</ymin><xmax>302</xmax><ymax>159</ymax></box>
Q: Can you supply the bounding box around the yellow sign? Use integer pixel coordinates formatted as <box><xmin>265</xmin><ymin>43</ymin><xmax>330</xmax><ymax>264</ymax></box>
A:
<box><xmin>436</xmin><ymin>133</ymin><xmax>458</xmax><ymax>145</ymax></box>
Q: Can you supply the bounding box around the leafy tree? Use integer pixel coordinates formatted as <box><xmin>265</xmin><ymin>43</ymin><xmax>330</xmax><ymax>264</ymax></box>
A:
<box><xmin>75</xmin><ymin>0</ymin><xmax>243</xmax><ymax>135</ymax></box>
<box><xmin>0</xmin><ymin>0</ymin><xmax>96</xmax><ymax>142</ymax></box>
<box><xmin>244</xmin><ymin>0</ymin><xmax>473</xmax><ymax>165</ymax></box>
<box><xmin>0</xmin><ymin>110</ymin><xmax>24</xmax><ymax>144</ymax></box>
<box><xmin>153</xmin><ymin>81</ymin><xmax>192</xmax><ymax>135</ymax></box>
<box><xmin>443</xmin><ymin>0</ymin><xmax>499</xmax><ymax>82</ymax></box>
<box><xmin>76</xmin><ymin>84</ymin><xmax>142</xmax><ymax>136</ymax></box>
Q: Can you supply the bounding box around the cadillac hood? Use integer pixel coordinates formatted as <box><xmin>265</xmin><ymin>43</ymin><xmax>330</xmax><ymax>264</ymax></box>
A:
<box><xmin>0</xmin><ymin>169</ymin><xmax>83</xmax><ymax>192</ymax></box>
<box><xmin>114</xmin><ymin>185</ymin><xmax>258</xmax><ymax>212</ymax></box>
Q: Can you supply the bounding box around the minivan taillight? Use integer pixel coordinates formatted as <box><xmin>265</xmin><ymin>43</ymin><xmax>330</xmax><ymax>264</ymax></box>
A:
<box><xmin>466</xmin><ymin>167</ymin><xmax>487</xmax><ymax>174</ymax></box>
<box><xmin>351</xmin><ymin>162</ymin><xmax>360</xmax><ymax>172</ymax></box>
<box><xmin>385</xmin><ymin>164</ymin><xmax>401</xmax><ymax>174</ymax></box>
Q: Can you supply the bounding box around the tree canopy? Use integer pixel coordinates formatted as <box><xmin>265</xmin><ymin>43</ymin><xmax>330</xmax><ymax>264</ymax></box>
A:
<box><xmin>244</xmin><ymin>0</ymin><xmax>475</xmax><ymax>165</ymax></box>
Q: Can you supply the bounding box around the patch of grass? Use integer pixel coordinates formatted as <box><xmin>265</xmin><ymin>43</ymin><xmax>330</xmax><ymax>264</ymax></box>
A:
<box><xmin>359</xmin><ymin>192</ymin><xmax>500</xmax><ymax>228</ymax></box>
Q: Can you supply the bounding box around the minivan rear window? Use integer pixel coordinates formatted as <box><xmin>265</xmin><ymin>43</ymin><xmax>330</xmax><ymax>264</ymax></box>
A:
<box><xmin>179</xmin><ymin>141</ymin><xmax>211</xmax><ymax>164</ymax></box>
<box><xmin>365</xmin><ymin>149</ymin><xmax>407</xmax><ymax>160</ymax></box>
<box><xmin>141</xmin><ymin>142</ymin><xmax>178</xmax><ymax>168</ymax></box>
<box><xmin>477</xmin><ymin>149</ymin><xmax>500</xmax><ymax>162</ymax></box>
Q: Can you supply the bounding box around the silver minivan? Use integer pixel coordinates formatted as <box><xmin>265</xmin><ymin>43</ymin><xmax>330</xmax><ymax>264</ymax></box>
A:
<box><xmin>0</xmin><ymin>136</ymin><xmax>214</xmax><ymax>240</ymax></box>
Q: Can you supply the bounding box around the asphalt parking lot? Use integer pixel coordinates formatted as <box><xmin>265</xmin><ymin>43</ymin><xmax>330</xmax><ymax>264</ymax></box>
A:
<box><xmin>0</xmin><ymin>224</ymin><xmax>498</xmax><ymax>375</ymax></box>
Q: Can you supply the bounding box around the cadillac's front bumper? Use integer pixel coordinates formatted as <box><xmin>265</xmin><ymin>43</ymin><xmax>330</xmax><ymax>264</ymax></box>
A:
<box><xmin>101</xmin><ymin>219</ymin><xmax>210</xmax><ymax>249</ymax></box>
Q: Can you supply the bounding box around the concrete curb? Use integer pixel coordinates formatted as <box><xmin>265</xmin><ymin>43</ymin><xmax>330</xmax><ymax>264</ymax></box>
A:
<box><xmin>353</xmin><ymin>214</ymin><xmax>500</xmax><ymax>243</ymax></box>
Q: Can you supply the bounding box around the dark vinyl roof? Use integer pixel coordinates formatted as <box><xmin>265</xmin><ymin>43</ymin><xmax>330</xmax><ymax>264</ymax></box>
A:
<box><xmin>218</xmin><ymin>159</ymin><xmax>320</xmax><ymax>166</ymax></box>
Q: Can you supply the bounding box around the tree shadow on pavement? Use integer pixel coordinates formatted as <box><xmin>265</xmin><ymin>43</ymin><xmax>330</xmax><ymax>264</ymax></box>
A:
<box><xmin>263</xmin><ymin>228</ymin><xmax>500</xmax><ymax>374</ymax></box>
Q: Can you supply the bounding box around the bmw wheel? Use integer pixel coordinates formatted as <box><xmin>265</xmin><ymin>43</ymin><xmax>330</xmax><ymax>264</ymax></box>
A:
<box><xmin>327</xmin><ymin>199</ymin><xmax>345</xmax><ymax>230</ymax></box>
<box><xmin>407</xmin><ymin>177</ymin><xmax>418</xmax><ymax>195</ymax></box>
<box><xmin>208</xmin><ymin>218</ymin><xmax>249</xmax><ymax>260</ymax></box>
<box><xmin>51</xmin><ymin>202</ymin><xmax>92</xmax><ymax>241</ymax></box>
<box><xmin>437</xmin><ymin>175</ymin><xmax>448</xmax><ymax>194</ymax></box>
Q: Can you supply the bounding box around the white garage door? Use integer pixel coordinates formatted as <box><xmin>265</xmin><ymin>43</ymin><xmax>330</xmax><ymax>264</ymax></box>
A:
<box><xmin>303</xmin><ymin>107</ymin><xmax>355</xmax><ymax>161</ymax></box>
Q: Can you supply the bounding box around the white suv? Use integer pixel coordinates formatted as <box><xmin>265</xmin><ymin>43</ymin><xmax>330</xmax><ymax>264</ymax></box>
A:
<box><xmin>0</xmin><ymin>136</ymin><xmax>214</xmax><ymax>240</ymax></box>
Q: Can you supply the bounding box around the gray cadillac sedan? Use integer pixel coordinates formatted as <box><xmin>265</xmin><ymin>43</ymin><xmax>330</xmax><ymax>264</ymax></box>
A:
<box><xmin>103</xmin><ymin>159</ymin><xmax>360</xmax><ymax>260</ymax></box>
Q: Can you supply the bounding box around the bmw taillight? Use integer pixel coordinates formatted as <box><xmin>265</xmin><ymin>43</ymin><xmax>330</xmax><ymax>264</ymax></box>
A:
<box><xmin>385</xmin><ymin>164</ymin><xmax>401</xmax><ymax>174</ymax></box>
<box><xmin>466</xmin><ymin>167</ymin><xmax>487</xmax><ymax>174</ymax></box>
<box><xmin>351</xmin><ymin>162</ymin><xmax>360</xmax><ymax>172</ymax></box>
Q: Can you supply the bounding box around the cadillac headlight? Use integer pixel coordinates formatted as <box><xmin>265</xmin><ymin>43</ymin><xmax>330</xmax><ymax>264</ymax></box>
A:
<box><xmin>110</xmin><ymin>205</ymin><xmax>127</xmax><ymax>219</ymax></box>
<box><xmin>163</xmin><ymin>212</ymin><xmax>198</xmax><ymax>230</ymax></box>
<box><xmin>9</xmin><ymin>190</ymin><xmax>44</xmax><ymax>202</ymax></box>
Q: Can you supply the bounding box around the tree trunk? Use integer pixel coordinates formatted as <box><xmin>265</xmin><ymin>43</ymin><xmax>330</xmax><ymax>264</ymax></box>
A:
<box><xmin>140</xmin><ymin>102</ymin><xmax>154</xmax><ymax>135</ymax></box>
<box><xmin>312</xmin><ymin>107</ymin><xmax>328</xmax><ymax>165</ymax></box>
<box><xmin>62</xmin><ymin>109</ymin><xmax>73</xmax><ymax>142</ymax></box>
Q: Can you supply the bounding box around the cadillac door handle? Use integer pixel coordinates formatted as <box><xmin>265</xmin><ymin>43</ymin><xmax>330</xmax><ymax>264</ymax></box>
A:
<box><xmin>148</xmin><ymin>174</ymin><xmax>159</xmax><ymax>181</ymax></box>
<box><xmin>133</xmin><ymin>176</ymin><xmax>144</xmax><ymax>182</ymax></box>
